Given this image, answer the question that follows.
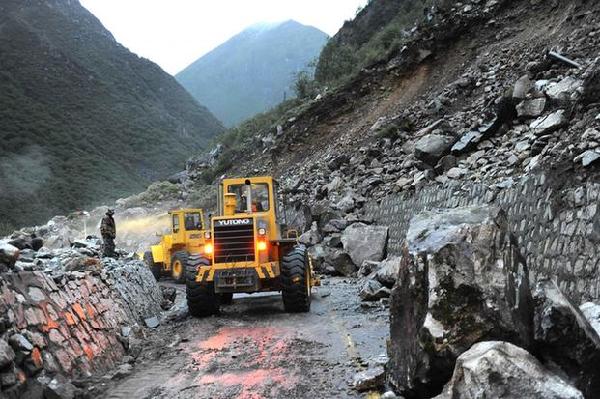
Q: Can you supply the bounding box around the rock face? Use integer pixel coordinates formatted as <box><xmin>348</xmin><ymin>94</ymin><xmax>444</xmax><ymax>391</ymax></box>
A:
<box><xmin>532</xmin><ymin>280</ymin><xmax>600</xmax><ymax>398</ymax></box>
<box><xmin>341</xmin><ymin>223</ymin><xmax>388</xmax><ymax>268</ymax></box>
<box><xmin>387</xmin><ymin>206</ymin><xmax>533</xmax><ymax>398</ymax></box>
<box><xmin>434</xmin><ymin>341</ymin><xmax>584</xmax><ymax>399</ymax></box>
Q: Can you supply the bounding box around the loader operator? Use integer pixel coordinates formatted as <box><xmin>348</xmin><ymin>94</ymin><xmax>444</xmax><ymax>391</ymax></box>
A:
<box><xmin>100</xmin><ymin>209</ymin><xmax>117</xmax><ymax>258</ymax></box>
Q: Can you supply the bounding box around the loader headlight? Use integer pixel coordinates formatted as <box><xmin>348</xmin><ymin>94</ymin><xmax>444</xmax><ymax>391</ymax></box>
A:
<box><xmin>204</xmin><ymin>232</ymin><xmax>211</xmax><ymax>239</ymax></box>
<box><xmin>258</xmin><ymin>228</ymin><xmax>266</xmax><ymax>236</ymax></box>
<box><xmin>204</xmin><ymin>243</ymin><xmax>214</xmax><ymax>255</ymax></box>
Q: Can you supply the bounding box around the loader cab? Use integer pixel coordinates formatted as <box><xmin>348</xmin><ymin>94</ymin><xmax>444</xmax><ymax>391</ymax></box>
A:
<box><xmin>171</xmin><ymin>210</ymin><xmax>205</xmax><ymax>243</ymax></box>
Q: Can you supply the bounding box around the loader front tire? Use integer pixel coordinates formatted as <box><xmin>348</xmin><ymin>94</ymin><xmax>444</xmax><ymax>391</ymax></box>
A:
<box><xmin>185</xmin><ymin>254</ymin><xmax>219</xmax><ymax>317</ymax></box>
<box><xmin>144</xmin><ymin>251</ymin><xmax>161</xmax><ymax>281</ymax></box>
<box><xmin>281</xmin><ymin>245</ymin><xmax>311</xmax><ymax>313</ymax></box>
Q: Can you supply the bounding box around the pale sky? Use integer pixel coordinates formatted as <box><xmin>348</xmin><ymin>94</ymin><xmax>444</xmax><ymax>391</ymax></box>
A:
<box><xmin>80</xmin><ymin>0</ymin><xmax>368</xmax><ymax>75</ymax></box>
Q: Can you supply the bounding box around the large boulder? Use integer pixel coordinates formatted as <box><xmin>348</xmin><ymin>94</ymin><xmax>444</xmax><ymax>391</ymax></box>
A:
<box><xmin>434</xmin><ymin>341</ymin><xmax>584</xmax><ymax>399</ymax></box>
<box><xmin>341</xmin><ymin>223</ymin><xmax>388</xmax><ymax>267</ymax></box>
<box><xmin>388</xmin><ymin>206</ymin><xmax>533</xmax><ymax>398</ymax></box>
<box><xmin>532</xmin><ymin>280</ymin><xmax>600</xmax><ymax>398</ymax></box>
<box><xmin>414</xmin><ymin>134</ymin><xmax>457</xmax><ymax>165</ymax></box>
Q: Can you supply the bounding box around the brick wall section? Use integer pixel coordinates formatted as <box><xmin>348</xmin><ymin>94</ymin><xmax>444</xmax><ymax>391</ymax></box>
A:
<box><xmin>364</xmin><ymin>173</ymin><xmax>600</xmax><ymax>303</ymax></box>
<box><xmin>0</xmin><ymin>262</ymin><xmax>162</xmax><ymax>394</ymax></box>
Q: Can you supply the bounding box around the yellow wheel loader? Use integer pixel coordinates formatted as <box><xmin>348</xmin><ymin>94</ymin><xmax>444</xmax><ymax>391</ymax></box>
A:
<box><xmin>144</xmin><ymin>209</ymin><xmax>211</xmax><ymax>284</ymax></box>
<box><xmin>185</xmin><ymin>176</ymin><xmax>318</xmax><ymax>317</ymax></box>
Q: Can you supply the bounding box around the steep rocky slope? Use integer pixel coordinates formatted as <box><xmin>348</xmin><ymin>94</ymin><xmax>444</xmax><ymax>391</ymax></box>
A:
<box><xmin>176</xmin><ymin>20</ymin><xmax>328</xmax><ymax>127</ymax></box>
<box><xmin>0</xmin><ymin>0</ymin><xmax>224</xmax><ymax>231</ymax></box>
<box><xmin>198</xmin><ymin>0</ymin><xmax>600</xmax><ymax>208</ymax></box>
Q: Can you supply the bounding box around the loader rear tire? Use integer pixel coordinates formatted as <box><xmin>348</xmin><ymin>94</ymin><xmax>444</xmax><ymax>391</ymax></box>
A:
<box><xmin>144</xmin><ymin>251</ymin><xmax>161</xmax><ymax>281</ymax></box>
<box><xmin>185</xmin><ymin>254</ymin><xmax>219</xmax><ymax>317</ymax></box>
<box><xmin>171</xmin><ymin>251</ymin><xmax>188</xmax><ymax>284</ymax></box>
<box><xmin>281</xmin><ymin>245</ymin><xmax>311</xmax><ymax>313</ymax></box>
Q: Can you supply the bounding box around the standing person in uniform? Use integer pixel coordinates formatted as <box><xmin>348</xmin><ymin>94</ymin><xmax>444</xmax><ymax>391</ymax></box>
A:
<box><xmin>100</xmin><ymin>209</ymin><xmax>117</xmax><ymax>258</ymax></box>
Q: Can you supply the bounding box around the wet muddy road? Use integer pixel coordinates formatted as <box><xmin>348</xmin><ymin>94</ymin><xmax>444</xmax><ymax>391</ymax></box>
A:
<box><xmin>96</xmin><ymin>278</ymin><xmax>389</xmax><ymax>399</ymax></box>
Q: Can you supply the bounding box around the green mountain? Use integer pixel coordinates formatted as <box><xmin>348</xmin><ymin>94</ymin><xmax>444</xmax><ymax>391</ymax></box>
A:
<box><xmin>176</xmin><ymin>20</ymin><xmax>328</xmax><ymax>127</ymax></box>
<box><xmin>0</xmin><ymin>0</ymin><xmax>224</xmax><ymax>230</ymax></box>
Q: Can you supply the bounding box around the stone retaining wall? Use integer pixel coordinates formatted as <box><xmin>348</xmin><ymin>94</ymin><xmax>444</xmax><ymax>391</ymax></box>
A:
<box><xmin>0</xmin><ymin>261</ymin><xmax>162</xmax><ymax>397</ymax></box>
<box><xmin>364</xmin><ymin>173</ymin><xmax>600</xmax><ymax>302</ymax></box>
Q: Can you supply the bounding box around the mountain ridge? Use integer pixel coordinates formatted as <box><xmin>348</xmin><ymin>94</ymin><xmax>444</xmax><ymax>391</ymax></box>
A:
<box><xmin>176</xmin><ymin>20</ymin><xmax>328</xmax><ymax>127</ymax></box>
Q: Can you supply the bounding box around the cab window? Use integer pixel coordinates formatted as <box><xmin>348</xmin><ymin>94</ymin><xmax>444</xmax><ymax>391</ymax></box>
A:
<box><xmin>172</xmin><ymin>215</ymin><xmax>180</xmax><ymax>233</ymax></box>
<box><xmin>227</xmin><ymin>184</ymin><xmax>270</xmax><ymax>213</ymax></box>
<box><xmin>184</xmin><ymin>213</ymin><xmax>202</xmax><ymax>231</ymax></box>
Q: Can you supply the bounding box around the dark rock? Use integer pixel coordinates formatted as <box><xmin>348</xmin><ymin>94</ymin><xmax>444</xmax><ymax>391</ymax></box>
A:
<box><xmin>388</xmin><ymin>206</ymin><xmax>533</xmax><ymax>398</ymax></box>
<box><xmin>359</xmin><ymin>279</ymin><xmax>391</xmax><ymax>301</ymax></box>
<box><xmin>44</xmin><ymin>375</ymin><xmax>77</xmax><ymax>399</ymax></box>
<box><xmin>358</xmin><ymin>260</ymin><xmax>380</xmax><ymax>277</ymax></box>
<box><xmin>434</xmin><ymin>341</ymin><xmax>584</xmax><ymax>399</ymax></box>
<box><xmin>532</xmin><ymin>280</ymin><xmax>600</xmax><ymax>398</ymax></box>
<box><xmin>374</xmin><ymin>257</ymin><xmax>401</xmax><ymax>287</ymax></box>
<box><xmin>328</xmin><ymin>155</ymin><xmax>350</xmax><ymax>171</ymax></box>
<box><xmin>0</xmin><ymin>340</ymin><xmax>15</xmax><ymax>369</ymax></box>
<box><xmin>435</xmin><ymin>155</ymin><xmax>458</xmax><ymax>174</ymax></box>
<box><xmin>0</xmin><ymin>242</ymin><xmax>19</xmax><ymax>269</ymax></box>
<box><xmin>326</xmin><ymin>249</ymin><xmax>356</xmax><ymax>276</ymax></box>
<box><xmin>298</xmin><ymin>222</ymin><xmax>322</xmax><ymax>246</ymax></box>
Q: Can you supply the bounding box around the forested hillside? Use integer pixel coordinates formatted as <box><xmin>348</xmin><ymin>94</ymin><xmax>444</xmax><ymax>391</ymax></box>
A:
<box><xmin>0</xmin><ymin>0</ymin><xmax>224</xmax><ymax>230</ymax></box>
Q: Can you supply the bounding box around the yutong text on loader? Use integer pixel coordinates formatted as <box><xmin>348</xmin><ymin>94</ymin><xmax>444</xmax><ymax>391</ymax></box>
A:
<box><xmin>185</xmin><ymin>176</ymin><xmax>319</xmax><ymax>316</ymax></box>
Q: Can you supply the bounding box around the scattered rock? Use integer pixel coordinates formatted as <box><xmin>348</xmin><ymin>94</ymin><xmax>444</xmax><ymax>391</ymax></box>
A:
<box><xmin>530</xmin><ymin>110</ymin><xmax>567</xmax><ymax>135</ymax></box>
<box><xmin>374</xmin><ymin>257</ymin><xmax>401</xmax><ymax>287</ymax></box>
<box><xmin>299</xmin><ymin>222</ymin><xmax>322</xmax><ymax>245</ymax></box>
<box><xmin>353</xmin><ymin>366</ymin><xmax>385</xmax><ymax>392</ymax></box>
<box><xmin>414</xmin><ymin>134</ymin><xmax>457</xmax><ymax>165</ymax></box>
<box><xmin>359</xmin><ymin>279</ymin><xmax>391</xmax><ymax>301</ymax></box>
<box><xmin>144</xmin><ymin>316</ymin><xmax>160</xmax><ymax>329</ymax></box>
<box><xmin>44</xmin><ymin>375</ymin><xmax>77</xmax><ymax>399</ymax></box>
<box><xmin>516</xmin><ymin>98</ymin><xmax>546</xmax><ymax>118</ymax></box>
<box><xmin>434</xmin><ymin>341</ymin><xmax>584</xmax><ymax>399</ymax></box>
<box><xmin>545</xmin><ymin>76</ymin><xmax>584</xmax><ymax>101</ymax></box>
